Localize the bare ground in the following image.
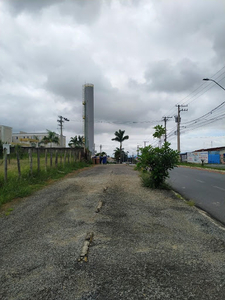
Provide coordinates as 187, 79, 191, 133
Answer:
1, 164, 225, 299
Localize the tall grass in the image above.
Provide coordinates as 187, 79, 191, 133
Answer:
0, 155, 90, 207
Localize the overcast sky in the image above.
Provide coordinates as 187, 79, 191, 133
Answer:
1, 0, 225, 156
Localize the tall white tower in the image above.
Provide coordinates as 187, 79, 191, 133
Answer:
83, 84, 95, 155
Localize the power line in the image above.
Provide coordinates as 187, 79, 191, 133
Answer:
164, 65, 225, 118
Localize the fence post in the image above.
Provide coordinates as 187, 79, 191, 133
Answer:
79, 150, 81, 162
60, 151, 62, 165
29, 149, 33, 176
45, 149, 47, 171
67, 150, 70, 164
16, 149, 21, 179
37, 148, 40, 171
55, 150, 58, 167
50, 149, 53, 167
64, 150, 66, 166
4, 148, 7, 182
74, 150, 76, 162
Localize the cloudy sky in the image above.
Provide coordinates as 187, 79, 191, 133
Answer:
1, 0, 225, 156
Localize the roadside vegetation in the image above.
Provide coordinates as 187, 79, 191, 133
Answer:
137, 125, 179, 189
0, 153, 91, 208
178, 161, 225, 171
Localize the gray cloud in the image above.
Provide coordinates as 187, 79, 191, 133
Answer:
5, 0, 102, 24
144, 58, 204, 93
1, 0, 224, 155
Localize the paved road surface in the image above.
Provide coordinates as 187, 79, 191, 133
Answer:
1, 165, 225, 299
168, 166, 225, 224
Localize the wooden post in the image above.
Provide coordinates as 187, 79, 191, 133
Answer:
55, 150, 58, 167
64, 150, 66, 166
74, 150, 76, 162
79, 150, 81, 162
4, 148, 7, 182
29, 149, 33, 176
60, 152, 62, 165
45, 149, 47, 171
16, 149, 21, 179
50, 149, 53, 167
37, 148, 40, 171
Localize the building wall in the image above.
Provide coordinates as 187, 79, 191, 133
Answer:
12, 132, 66, 147
0, 125, 12, 143
83, 84, 95, 155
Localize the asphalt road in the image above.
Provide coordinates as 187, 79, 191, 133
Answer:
168, 166, 225, 224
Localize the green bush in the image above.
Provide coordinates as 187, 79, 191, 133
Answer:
137, 142, 179, 188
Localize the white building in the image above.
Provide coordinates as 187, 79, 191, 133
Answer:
0, 125, 12, 143
83, 83, 95, 155
12, 131, 66, 147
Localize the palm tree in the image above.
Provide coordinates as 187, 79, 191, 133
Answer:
41, 130, 59, 147
112, 129, 129, 163
114, 147, 125, 163
68, 135, 84, 148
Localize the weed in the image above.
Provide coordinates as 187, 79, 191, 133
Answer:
0, 159, 90, 207
141, 172, 171, 190
187, 200, 195, 207
5, 207, 14, 216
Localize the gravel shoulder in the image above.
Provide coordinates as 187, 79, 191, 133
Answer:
1, 164, 225, 299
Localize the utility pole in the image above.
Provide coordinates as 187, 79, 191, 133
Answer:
162, 116, 172, 142
57, 116, 69, 147
175, 105, 188, 152
143, 141, 149, 147
100, 144, 102, 154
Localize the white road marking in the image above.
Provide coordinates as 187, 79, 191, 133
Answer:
213, 186, 225, 192
195, 179, 205, 183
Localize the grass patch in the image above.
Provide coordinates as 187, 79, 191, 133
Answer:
0, 160, 91, 207
178, 162, 224, 171
186, 200, 195, 207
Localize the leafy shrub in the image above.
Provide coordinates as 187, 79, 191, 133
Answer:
137, 142, 179, 188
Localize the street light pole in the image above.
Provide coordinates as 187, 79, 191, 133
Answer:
203, 78, 225, 91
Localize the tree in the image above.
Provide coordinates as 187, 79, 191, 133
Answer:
153, 125, 166, 148
153, 125, 166, 139
68, 135, 84, 148
30, 136, 42, 148
112, 130, 129, 163
113, 147, 125, 163
41, 130, 59, 147
96, 151, 107, 156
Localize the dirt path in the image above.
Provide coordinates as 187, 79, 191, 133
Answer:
1, 165, 225, 299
